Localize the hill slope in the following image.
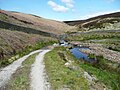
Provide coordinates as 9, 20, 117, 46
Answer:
0, 10, 70, 66
64, 12, 120, 31
0, 29, 56, 66
0, 10, 74, 35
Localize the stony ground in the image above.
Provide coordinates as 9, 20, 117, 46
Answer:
81, 43, 120, 63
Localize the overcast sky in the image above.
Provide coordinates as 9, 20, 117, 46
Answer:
0, 0, 120, 21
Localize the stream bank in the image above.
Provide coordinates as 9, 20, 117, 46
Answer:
68, 44, 120, 90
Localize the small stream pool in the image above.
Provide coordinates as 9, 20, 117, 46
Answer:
70, 47, 97, 63
70, 47, 89, 61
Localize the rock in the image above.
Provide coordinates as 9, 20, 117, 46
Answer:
83, 71, 107, 90
64, 61, 79, 71
59, 85, 70, 90
64, 62, 70, 67
84, 72, 93, 82
53, 43, 59, 46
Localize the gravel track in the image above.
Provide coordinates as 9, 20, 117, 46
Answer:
0, 50, 41, 88
30, 50, 50, 90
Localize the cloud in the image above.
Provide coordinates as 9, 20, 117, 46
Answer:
61, 0, 74, 8
48, 1, 69, 12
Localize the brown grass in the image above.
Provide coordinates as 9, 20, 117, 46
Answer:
0, 29, 55, 61
0, 10, 75, 34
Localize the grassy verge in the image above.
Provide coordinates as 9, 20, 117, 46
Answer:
5, 53, 38, 90
0, 40, 56, 67
44, 47, 89, 90
79, 55, 120, 90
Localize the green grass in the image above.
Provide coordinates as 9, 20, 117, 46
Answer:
18, 41, 56, 57
44, 47, 89, 90
0, 40, 56, 67
79, 55, 120, 90
79, 63, 119, 90
44, 46, 120, 90
6, 53, 38, 90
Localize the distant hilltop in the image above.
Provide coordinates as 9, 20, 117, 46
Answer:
64, 12, 120, 31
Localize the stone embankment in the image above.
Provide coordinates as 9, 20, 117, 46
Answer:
81, 43, 120, 63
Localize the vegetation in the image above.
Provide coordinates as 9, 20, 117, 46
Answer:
44, 47, 89, 90
0, 29, 57, 67
0, 40, 56, 67
96, 40, 120, 52
6, 53, 38, 90
79, 55, 120, 90
0, 13, 8, 21
64, 12, 120, 31
88, 54, 96, 59
68, 32, 120, 41
67, 29, 120, 89
45, 46, 120, 90
1, 9, 120, 90
95, 56, 120, 72
0, 10, 72, 67
0, 10, 73, 34
81, 18, 120, 30
68, 31, 120, 52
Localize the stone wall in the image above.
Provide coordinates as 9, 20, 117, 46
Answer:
0, 20, 58, 38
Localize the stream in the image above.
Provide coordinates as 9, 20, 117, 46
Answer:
70, 47, 89, 60
70, 47, 96, 63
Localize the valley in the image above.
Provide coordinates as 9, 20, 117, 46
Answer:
0, 10, 120, 90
